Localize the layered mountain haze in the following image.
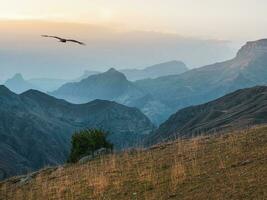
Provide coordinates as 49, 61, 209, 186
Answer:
0, 20, 236, 81
136, 39, 267, 117
120, 60, 188, 81
51, 39, 267, 124
4, 73, 39, 94
71, 60, 188, 82
1, 1, 267, 198
149, 86, 267, 144
0, 86, 154, 180
51, 68, 170, 125
2, 60, 187, 94
73, 70, 100, 82
51, 68, 142, 103
28, 78, 68, 92
4, 74, 67, 93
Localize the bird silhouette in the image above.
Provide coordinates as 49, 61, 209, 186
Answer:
41, 35, 85, 45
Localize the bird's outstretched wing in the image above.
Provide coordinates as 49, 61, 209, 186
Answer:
41, 35, 63, 40
66, 39, 86, 45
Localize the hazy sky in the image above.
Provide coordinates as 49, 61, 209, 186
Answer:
1, 0, 267, 40
0, 0, 266, 80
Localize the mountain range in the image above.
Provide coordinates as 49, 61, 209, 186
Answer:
72, 70, 100, 82
51, 68, 170, 125
120, 60, 188, 81
148, 86, 267, 144
51, 39, 267, 124
2, 38, 267, 181
4, 74, 40, 94
4, 74, 67, 93
136, 39, 267, 118
3, 60, 188, 96
0, 86, 154, 180
28, 78, 68, 92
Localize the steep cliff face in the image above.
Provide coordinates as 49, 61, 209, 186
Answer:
236, 39, 267, 61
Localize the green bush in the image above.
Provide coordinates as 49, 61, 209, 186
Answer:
67, 129, 113, 163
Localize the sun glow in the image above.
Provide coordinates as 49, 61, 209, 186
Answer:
99, 8, 114, 22
0, 0, 267, 40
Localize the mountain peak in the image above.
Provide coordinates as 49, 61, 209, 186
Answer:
106, 67, 120, 73
4, 73, 38, 94
103, 68, 128, 80
236, 38, 267, 60
145, 60, 187, 72
10, 73, 24, 81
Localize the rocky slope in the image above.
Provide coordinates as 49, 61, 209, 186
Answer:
0, 86, 154, 179
148, 86, 267, 144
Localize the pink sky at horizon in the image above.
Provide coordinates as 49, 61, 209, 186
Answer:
1, 0, 267, 41
0, 0, 266, 80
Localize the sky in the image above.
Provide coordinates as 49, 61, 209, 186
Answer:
0, 0, 266, 80
1, 0, 267, 40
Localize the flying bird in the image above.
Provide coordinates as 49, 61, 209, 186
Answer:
41, 35, 85, 45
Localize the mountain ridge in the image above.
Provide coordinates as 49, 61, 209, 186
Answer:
4, 73, 39, 94
121, 60, 188, 81
148, 86, 267, 144
51, 68, 169, 125
0, 86, 154, 180
51, 39, 267, 124
135, 39, 267, 120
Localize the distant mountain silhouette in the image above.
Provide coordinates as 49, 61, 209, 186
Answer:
51, 68, 169, 125
0, 86, 154, 179
51, 39, 267, 124
71, 60, 187, 83
4, 73, 39, 93
28, 78, 68, 92
5, 72, 99, 93
4, 74, 67, 93
72, 70, 100, 82
121, 60, 188, 81
51, 68, 141, 102
148, 86, 267, 144
136, 39, 267, 120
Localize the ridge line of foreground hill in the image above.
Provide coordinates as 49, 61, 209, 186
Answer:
148, 86, 267, 144
1, 125, 266, 199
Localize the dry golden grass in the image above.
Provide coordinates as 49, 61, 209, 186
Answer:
1, 126, 267, 200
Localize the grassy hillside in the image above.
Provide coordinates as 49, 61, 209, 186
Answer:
148, 86, 267, 144
1, 126, 267, 200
